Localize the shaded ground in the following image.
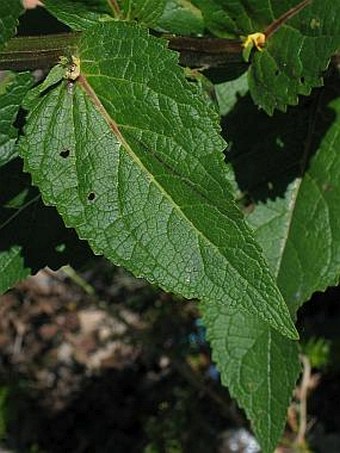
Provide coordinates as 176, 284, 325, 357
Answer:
0, 263, 245, 452
0, 261, 340, 452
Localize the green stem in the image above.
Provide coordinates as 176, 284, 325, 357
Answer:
61, 265, 95, 296
0, 33, 81, 71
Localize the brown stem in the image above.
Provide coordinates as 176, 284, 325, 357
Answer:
0, 33, 246, 72
167, 36, 243, 54
107, 0, 120, 17
264, 0, 312, 38
0, 0, 316, 73
0, 33, 80, 71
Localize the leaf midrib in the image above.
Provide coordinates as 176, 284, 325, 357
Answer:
78, 73, 281, 309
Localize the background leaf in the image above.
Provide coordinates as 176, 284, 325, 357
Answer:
119, 0, 166, 26
0, 159, 94, 294
205, 76, 304, 448
201, 304, 300, 453
205, 68, 340, 451
249, 0, 340, 114
215, 72, 248, 116
222, 76, 340, 315
0, 71, 34, 167
0, 0, 23, 51
0, 246, 30, 294
195, 0, 340, 114
44, 0, 113, 31
19, 21, 297, 339
247, 95, 340, 314
192, 0, 239, 38
45, 0, 166, 29
156, 0, 204, 35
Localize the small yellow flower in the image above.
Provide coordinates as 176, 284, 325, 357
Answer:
242, 32, 266, 51
241, 32, 266, 62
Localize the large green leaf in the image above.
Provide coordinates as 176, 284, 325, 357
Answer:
201, 76, 321, 452
0, 71, 34, 167
205, 74, 340, 450
19, 21, 297, 339
196, 0, 340, 114
202, 304, 300, 453
0, 0, 23, 51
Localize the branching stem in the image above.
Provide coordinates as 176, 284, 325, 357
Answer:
0, 0, 318, 72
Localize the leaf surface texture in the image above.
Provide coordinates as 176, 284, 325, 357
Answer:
19, 21, 297, 338
196, 0, 340, 113
202, 304, 300, 453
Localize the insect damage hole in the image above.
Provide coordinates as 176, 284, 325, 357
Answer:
60, 149, 70, 158
87, 192, 96, 201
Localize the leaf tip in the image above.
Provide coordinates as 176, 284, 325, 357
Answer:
283, 320, 299, 341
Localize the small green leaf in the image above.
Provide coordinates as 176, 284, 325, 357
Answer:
0, 246, 30, 294
156, 0, 205, 35
0, 0, 23, 51
215, 72, 248, 116
192, 0, 239, 38
44, 0, 113, 31
0, 71, 34, 167
119, 0, 166, 26
20, 21, 297, 339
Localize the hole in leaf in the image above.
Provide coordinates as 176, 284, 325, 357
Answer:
301, 76, 305, 83
87, 192, 96, 201
60, 149, 70, 158
274, 69, 280, 76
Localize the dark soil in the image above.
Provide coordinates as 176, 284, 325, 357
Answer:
1, 263, 340, 452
